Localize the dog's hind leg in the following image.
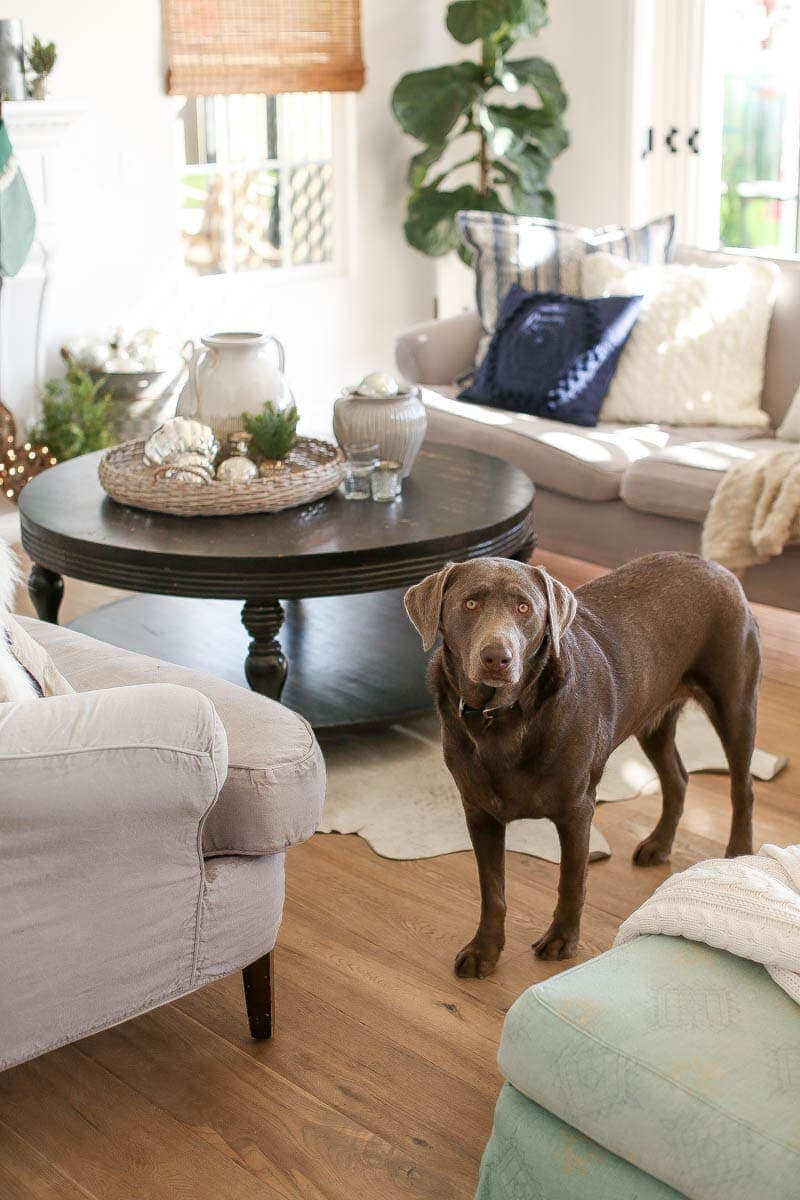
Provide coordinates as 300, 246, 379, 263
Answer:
691, 621, 760, 858
718, 702, 757, 858
632, 704, 688, 866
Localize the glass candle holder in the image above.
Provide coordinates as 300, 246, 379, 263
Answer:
342, 442, 378, 500
370, 460, 403, 502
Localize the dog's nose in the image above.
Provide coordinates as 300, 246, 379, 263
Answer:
480, 642, 512, 671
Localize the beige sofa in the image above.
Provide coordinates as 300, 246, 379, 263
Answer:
0, 618, 325, 1071
396, 246, 800, 611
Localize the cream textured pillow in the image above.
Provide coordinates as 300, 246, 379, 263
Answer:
582, 252, 778, 427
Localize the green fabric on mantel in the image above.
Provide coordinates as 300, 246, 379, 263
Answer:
477, 1084, 686, 1200
491, 936, 800, 1200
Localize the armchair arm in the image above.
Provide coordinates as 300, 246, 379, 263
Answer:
395, 310, 482, 386
22, 618, 326, 857
0, 683, 228, 1069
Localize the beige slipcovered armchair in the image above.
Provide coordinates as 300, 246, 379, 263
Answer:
0, 618, 325, 1072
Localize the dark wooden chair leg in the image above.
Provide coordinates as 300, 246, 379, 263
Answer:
242, 951, 274, 1040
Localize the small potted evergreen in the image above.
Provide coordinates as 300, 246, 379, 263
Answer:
26, 35, 57, 99
242, 402, 300, 474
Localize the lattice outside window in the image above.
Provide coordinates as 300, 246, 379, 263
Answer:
176, 92, 336, 276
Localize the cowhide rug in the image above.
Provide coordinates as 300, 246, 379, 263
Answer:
319, 702, 787, 863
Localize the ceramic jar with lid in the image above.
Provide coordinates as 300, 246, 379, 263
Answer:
333, 371, 426, 478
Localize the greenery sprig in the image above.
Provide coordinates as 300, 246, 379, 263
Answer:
391, 0, 568, 259
29, 367, 114, 462
242, 402, 299, 462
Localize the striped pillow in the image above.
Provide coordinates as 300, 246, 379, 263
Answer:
457, 212, 674, 363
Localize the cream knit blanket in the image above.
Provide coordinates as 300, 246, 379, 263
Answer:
615, 845, 800, 1005
702, 446, 800, 571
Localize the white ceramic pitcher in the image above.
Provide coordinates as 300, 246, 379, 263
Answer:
177, 331, 293, 443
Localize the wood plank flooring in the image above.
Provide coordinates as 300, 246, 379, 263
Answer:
2, 548, 799, 1199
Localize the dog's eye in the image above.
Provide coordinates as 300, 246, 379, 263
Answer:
464, 599, 478, 611
517, 602, 530, 614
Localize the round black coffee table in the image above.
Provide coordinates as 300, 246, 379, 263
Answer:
19, 443, 535, 729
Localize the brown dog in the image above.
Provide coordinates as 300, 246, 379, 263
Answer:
404, 551, 760, 977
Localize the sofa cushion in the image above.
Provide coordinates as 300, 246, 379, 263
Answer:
424, 388, 767, 503
457, 212, 674, 362
621, 438, 780, 523
498, 936, 800, 1200
477, 1084, 685, 1200
20, 617, 325, 857
583, 252, 778, 428
459, 285, 643, 426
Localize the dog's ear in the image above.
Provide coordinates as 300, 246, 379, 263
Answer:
530, 566, 576, 658
404, 563, 456, 651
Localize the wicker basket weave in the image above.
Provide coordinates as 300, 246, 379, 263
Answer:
98, 438, 345, 517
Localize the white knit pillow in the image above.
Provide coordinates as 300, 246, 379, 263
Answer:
582, 252, 778, 427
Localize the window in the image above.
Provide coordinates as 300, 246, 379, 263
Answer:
717, 0, 800, 253
630, 0, 800, 253
176, 92, 336, 276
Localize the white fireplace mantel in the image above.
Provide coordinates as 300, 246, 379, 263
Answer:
4, 98, 87, 152
1, 98, 86, 433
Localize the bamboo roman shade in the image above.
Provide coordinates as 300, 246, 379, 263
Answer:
162, 1, 365, 96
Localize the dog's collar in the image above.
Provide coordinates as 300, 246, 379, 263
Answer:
458, 694, 519, 725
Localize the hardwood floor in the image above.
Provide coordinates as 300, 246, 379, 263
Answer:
2, 549, 799, 1199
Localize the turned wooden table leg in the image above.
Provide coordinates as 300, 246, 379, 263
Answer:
241, 598, 288, 700
513, 533, 537, 564
28, 564, 64, 624
242, 951, 274, 1040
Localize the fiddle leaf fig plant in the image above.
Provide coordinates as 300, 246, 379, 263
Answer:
391, 0, 568, 258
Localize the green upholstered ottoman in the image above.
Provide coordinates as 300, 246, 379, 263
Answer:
478, 936, 800, 1200
477, 1084, 685, 1199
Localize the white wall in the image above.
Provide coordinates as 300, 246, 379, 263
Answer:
11, 0, 457, 434
11, 0, 635, 428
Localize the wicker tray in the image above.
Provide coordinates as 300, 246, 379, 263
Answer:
99, 438, 345, 517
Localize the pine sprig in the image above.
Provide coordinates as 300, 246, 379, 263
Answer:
242, 402, 299, 461
27, 36, 57, 77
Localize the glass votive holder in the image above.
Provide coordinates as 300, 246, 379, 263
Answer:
370, 460, 403, 502
342, 442, 379, 500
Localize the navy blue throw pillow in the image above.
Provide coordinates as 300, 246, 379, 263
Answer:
459, 285, 643, 427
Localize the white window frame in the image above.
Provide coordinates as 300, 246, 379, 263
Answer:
176, 92, 356, 285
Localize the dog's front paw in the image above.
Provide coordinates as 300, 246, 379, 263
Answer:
454, 938, 502, 979
724, 837, 753, 859
632, 835, 671, 867
532, 924, 579, 961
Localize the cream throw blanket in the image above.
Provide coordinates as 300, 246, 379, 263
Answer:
702, 446, 800, 571
615, 845, 800, 1005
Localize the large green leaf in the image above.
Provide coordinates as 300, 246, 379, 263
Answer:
408, 143, 447, 188
502, 56, 567, 115
404, 184, 505, 256
511, 186, 555, 218
446, 0, 548, 43
485, 103, 569, 159
507, 0, 549, 37
392, 64, 484, 146
526, 108, 570, 157
505, 141, 550, 190
446, 0, 510, 42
